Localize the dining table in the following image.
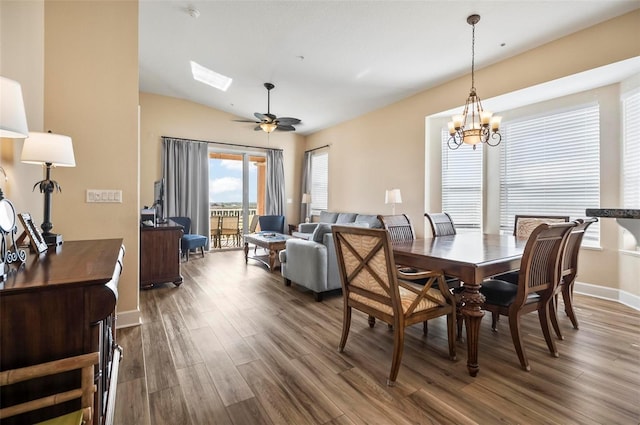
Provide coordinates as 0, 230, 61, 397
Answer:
392, 232, 527, 377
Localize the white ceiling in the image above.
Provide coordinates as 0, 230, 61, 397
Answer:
139, 1, 640, 135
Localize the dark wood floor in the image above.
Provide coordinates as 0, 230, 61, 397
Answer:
115, 249, 640, 425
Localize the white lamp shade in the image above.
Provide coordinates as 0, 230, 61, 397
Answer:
0, 76, 29, 138
385, 189, 402, 204
301, 193, 311, 203
21, 132, 76, 167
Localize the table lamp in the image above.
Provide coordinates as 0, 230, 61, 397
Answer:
385, 189, 402, 215
21, 131, 76, 246
301, 193, 312, 223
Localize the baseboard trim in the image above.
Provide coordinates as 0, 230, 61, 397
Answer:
574, 281, 640, 311
116, 309, 142, 329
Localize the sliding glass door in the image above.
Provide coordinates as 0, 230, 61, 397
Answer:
209, 151, 265, 248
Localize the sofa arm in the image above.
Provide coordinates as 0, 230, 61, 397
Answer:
298, 223, 319, 233
280, 239, 328, 292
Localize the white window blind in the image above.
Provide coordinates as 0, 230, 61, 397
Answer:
623, 89, 640, 208
499, 103, 600, 244
441, 130, 483, 228
310, 151, 328, 213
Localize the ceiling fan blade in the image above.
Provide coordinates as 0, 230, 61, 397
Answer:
233, 119, 259, 123
254, 126, 263, 131
275, 117, 301, 126
254, 112, 268, 122
275, 125, 296, 132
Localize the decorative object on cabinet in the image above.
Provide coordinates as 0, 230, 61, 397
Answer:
0, 239, 124, 425
20, 131, 76, 247
384, 189, 402, 215
0, 195, 26, 280
16, 212, 47, 254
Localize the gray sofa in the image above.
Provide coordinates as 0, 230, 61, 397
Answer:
279, 212, 381, 301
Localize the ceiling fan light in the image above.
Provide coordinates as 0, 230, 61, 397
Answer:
260, 122, 277, 133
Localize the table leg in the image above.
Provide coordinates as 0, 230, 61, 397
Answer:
244, 242, 249, 263
461, 282, 485, 377
268, 249, 276, 272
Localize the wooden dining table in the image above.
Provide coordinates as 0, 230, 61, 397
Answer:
392, 232, 527, 377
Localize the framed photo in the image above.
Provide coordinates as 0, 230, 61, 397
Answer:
17, 212, 48, 254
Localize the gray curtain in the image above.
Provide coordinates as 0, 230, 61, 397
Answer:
162, 137, 210, 249
300, 151, 311, 223
265, 149, 285, 219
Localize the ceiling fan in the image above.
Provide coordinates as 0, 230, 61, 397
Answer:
234, 83, 301, 133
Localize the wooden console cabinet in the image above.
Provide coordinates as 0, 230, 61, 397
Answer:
140, 221, 183, 288
0, 239, 125, 425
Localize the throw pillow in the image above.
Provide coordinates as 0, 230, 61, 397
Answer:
311, 223, 333, 243
319, 211, 339, 223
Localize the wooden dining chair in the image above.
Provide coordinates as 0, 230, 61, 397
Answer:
513, 214, 570, 238
379, 214, 463, 336
425, 212, 457, 237
332, 225, 456, 386
480, 222, 575, 371
210, 215, 221, 248
549, 217, 598, 339
220, 215, 241, 247
0, 352, 99, 425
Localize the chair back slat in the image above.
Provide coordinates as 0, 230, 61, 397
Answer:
425, 212, 457, 237
562, 217, 598, 277
513, 215, 570, 238
378, 214, 416, 242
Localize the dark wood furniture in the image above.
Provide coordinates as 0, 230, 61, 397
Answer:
243, 232, 291, 272
425, 212, 457, 237
140, 221, 183, 288
480, 223, 575, 371
0, 239, 124, 425
391, 233, 526, 376
513, 214, 570, 237
332, 225, 456, 386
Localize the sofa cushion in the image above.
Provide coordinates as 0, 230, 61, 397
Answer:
311, 223, 333, 243
355, 214, 382, 229
319, 211, 339, 223
336, 213, 358, 224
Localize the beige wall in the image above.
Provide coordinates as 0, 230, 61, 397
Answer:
307, 10, 640, 296
1, 0, 140, 316
139, 92, 305, 226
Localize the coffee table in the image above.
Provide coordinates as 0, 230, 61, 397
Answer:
244, 232, 292, 272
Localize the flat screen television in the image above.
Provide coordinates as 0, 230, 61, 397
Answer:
153, 179, 165, 223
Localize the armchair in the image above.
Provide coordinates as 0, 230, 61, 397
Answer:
169, 216, 207, 261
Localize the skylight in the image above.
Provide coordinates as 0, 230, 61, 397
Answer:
190, 61, 232, 91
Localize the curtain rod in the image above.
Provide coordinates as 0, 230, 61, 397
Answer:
305, 144, 330, 154
162, 136, 283, 152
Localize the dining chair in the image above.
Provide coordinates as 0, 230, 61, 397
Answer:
247, 214, 260, 253
549, 217, 598, 339
513, 214, 570, 238
425, 212, 457, 237
210, 215, 222, 248
378, 214, 463, 336
220, 215, 241, 247
495, 214, 572, 284
332, 225, 456, 386
0, 352, 99, 425
169, 216, 208, 261
480, 221, 575, 371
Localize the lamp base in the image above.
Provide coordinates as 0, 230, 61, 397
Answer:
44, 233, 63, 247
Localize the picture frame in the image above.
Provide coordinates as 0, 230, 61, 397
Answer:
17, 212, 48, 254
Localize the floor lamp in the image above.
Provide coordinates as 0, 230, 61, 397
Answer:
302, 193, 311, 223
21, 131, 76, 246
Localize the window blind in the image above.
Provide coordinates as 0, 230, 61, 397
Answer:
310, 151, 328, 213
441, 130, 483, 228
499, 103, 600, 244
623, 89, 640, 208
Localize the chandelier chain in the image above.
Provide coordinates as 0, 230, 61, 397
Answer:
471, 21, 475, 91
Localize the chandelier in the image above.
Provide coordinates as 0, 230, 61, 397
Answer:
448, 14, 502, 150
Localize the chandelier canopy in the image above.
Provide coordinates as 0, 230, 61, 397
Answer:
448, 14, 502, 150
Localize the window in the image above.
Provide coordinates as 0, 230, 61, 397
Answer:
623, 89, 640, 208
310, 151, 328, 213
499, 103, 600, 244
441, 130, 483, 228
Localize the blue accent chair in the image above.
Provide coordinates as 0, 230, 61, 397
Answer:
258, 215, 285, 234
169, 216, 207, 261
